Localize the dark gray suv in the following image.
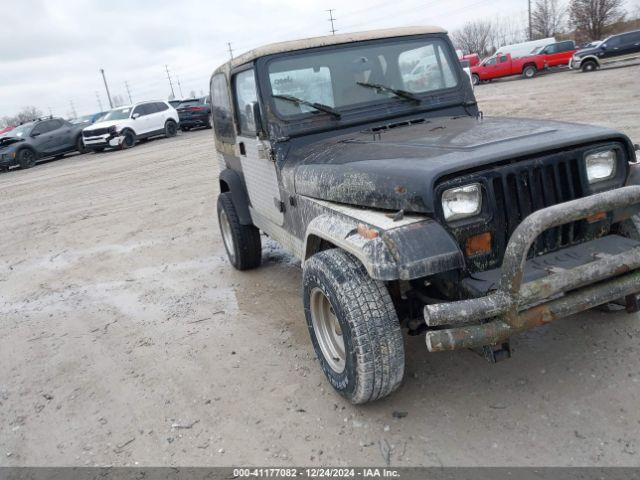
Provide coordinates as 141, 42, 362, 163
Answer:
0, 118, 85, 170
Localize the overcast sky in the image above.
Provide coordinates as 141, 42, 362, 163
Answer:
0, 0, 622, 118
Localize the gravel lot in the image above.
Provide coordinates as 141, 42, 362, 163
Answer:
1, 64, 640, 467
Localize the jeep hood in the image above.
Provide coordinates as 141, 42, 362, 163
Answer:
0, 136, 24, 151
290, 116, 633, 213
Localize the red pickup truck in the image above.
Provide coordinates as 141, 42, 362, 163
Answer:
471, 40, 577, 84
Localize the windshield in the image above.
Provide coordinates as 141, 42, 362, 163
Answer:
101, 107, 132, 121
71, 114, 93, 124
7, 123, 33, 137
267, 37, 459, 117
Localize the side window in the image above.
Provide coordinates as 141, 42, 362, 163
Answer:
211, 73, 235, 143
155, 102, 169, 112
132, 105, 145, 117
606, 36, 622, 48
144, 103, 159, 115
233, 69, 258, 136
545, 44, 559, 54
486, 57, 497, 65
499, 55, 508, 63
49, 119, 63, 130
32, 121, 56, 135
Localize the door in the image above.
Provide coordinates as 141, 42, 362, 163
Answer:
30, 120, 59, 154
495, 55, 511, 76
232, 68, 284, 227
600, 35, 623, 62
55, 120, 76, 151
131, 103, 153, 134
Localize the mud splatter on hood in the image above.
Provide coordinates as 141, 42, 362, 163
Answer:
289, 116, 631, 213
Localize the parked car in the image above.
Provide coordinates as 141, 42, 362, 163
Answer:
82, 101, 179, 151
176, 97, 212, 131
210, 26, 640, 404
495, 37, 556, 58
168, 100, 182, 108
471, 52, 545, 84
535, 40, 577, 67
70, 111, 108, 126
570, 29, 640, 71
0, 118, 86, 170
461, 53, 480, 67
0, 126, 15, 136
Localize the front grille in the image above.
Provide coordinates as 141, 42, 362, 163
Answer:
83, 128, 109, 137
439, 146, 623, 274
491, 156, 585, 259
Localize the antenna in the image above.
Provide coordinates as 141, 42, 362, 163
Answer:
227, 42, 234, 59
326, 9, 337, 35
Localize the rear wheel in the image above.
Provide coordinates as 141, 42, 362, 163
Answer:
472, 74, 480, 86
165, 120, 178, 137
581, 60, 598, 72
18, 149, 37, 169
303, 249, 405, 404
217, 193, 261, 270
522, 65, 537, 78
76, 136, 85, 154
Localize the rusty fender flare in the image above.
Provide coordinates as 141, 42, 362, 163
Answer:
303, 213, 463, 281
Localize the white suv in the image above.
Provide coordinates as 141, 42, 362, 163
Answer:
82, 101, 179, 151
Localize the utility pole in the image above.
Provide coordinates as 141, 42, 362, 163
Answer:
95, 91, 103, 111
165, 64, 176, 99
227, 42, 234, 59
177, 76, 184, 99
100, 68, 114, 108
528, 0, 532, 40
124, 81, 133, 104
326, 9, 337, 35
47, 106, 53, 117
69, 100, 77, 118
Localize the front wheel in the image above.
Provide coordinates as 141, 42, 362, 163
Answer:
472, 74, 480, 86
18, 149, 37, 169
121, 130, 136, 149
217, 193, 261, 270
581, 60, 598, 72
165, 120, 178, 137
303, 249, 405, 404
522, 65, 537, 78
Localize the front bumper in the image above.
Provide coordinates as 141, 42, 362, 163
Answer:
424, 186, 640, 352
83, 133, 123, 150
568, 56, 581, 69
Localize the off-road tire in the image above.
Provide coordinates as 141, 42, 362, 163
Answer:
303, 249, 405, 404
472, 74, 480, 86
121, 130, 136, 149
76, 136, 85, 154
18, 148, 37, 169
165, 120, 178, 138
522, 65, 537, 78
581, 60, 598, 72
216, 193, 261, 270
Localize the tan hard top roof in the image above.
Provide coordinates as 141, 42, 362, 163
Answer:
216, 25, 447, 73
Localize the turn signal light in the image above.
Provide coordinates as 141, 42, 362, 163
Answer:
586, 211, 607, 223
465, 232, 492, 256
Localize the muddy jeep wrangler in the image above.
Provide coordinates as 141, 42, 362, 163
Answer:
210, 26, 640, 404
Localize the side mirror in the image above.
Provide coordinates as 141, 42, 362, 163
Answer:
250, 102, 263, 137
600, 44, 607, 50
132, 113, 140, 119
30, 131, 40, 137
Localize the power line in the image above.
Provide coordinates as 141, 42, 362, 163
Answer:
165, 64, 176, 99
326, 9, 337, 35
100, 69, 114, 109
125, 81, 133, 104
227, 42, 234, 59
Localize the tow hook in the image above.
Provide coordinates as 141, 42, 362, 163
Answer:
481, 342, 512, 363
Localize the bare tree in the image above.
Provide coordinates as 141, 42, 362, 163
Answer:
569, 0, 626, 40
532, 0, 566, 37
490, 15, 528, 51
0, 106, 43, 128
451, 20, 493, 56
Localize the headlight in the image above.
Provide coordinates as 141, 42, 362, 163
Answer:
442, 183, 482, 222
586, 149, 616, 183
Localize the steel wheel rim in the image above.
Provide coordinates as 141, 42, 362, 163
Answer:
310, 287, 345, 373
219, 209, 235, 263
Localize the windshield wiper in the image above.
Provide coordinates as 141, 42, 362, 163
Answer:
356, 81, 421, 103
272, 94, 341, 118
